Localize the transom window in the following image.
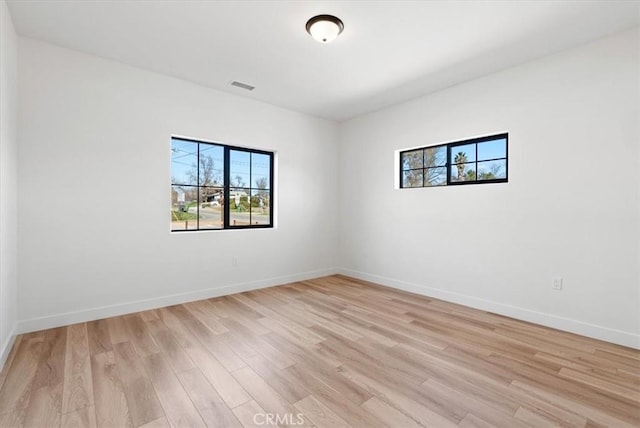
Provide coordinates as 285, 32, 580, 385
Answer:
400, 133, 508, 188
171, 137, 273, 231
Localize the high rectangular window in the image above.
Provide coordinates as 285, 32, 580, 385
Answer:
400, 133, 508, 188
171, 137, 273, 231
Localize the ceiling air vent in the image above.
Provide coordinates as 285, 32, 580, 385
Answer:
230, 81, 255, 91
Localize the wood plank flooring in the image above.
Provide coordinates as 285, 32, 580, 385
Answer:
0, 275, 638, 427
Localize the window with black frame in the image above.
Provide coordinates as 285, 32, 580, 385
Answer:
171, 137, 273, 231
400, 133, 507, 188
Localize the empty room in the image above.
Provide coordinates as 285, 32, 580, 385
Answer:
0, 0, 639, 427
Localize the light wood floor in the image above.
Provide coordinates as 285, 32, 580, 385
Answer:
0, 275, 638, 428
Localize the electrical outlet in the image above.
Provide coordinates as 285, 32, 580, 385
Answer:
552, 276, 563, 290
232, 256, 239, 267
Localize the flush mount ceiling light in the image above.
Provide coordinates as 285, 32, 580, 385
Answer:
305, 14, 344, 43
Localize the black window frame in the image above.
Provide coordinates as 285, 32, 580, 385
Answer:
399, 133, 508, 188
171, 136, 274, 232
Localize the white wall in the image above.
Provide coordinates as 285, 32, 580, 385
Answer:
17, 38, 339, 330
338, 29, 640, 348
13, 27, 640, 349
0, 0, 19, 364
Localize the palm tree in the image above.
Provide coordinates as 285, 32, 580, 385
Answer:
454, 152, 467, 181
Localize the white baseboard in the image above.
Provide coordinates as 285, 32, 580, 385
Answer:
15, 266, 639, 350
16, 268, 338, 334
337, 268, 640, 350
0, 326, 17, 372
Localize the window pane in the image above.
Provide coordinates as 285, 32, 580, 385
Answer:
171, 139, 197, 185
250, 189, 270, 225
171, 139, 275, 231
424, 146, 446, 167
450, 144, 476, 164
402, 169, 423, 188
199, 187, 224, 229
251, 153, 271, 190
477, 159, 507, 180
230, 189, 250, 226
230, 150, 250, 188
450, 162, 476, 182
198, 144, 224, 186
401, 150, 423, 170
478, 138, 506, 161
171, 185, 198, 230
425, 167, 447, 186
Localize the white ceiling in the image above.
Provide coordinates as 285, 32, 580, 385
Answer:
6, 0, 640, 121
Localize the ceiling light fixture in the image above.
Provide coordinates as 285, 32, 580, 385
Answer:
305, 15, 344, 43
